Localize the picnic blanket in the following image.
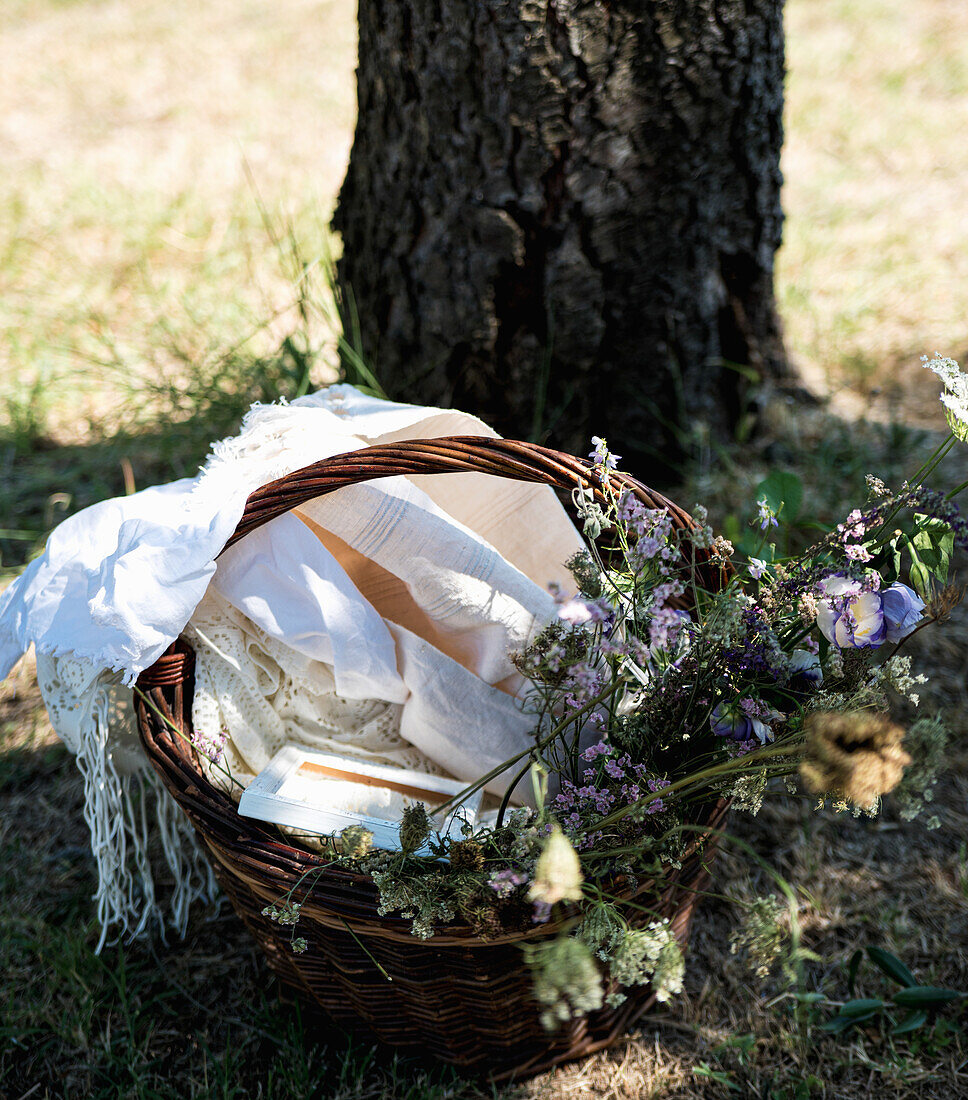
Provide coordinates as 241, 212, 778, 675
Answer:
0, 386, 584, 946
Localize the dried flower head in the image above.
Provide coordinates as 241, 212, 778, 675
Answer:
711, 535, 735, 563
866, 474, 889, 498
524, 934, 604, 1029
893, 715, 949, 823
799, 711, 911, 808
528, 826, 583, 906
729, 895, 787, 979
399, 803, 432, 855
449, 838, 485, 872
262, 900, 301, 927
339, 824, 374, 859
798, 592, 819, 625
924, 581, 967, 625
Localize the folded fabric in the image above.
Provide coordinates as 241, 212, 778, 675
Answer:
0, 385, 584, 945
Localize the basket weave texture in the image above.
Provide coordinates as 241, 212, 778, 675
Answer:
135, 437, 729, 1080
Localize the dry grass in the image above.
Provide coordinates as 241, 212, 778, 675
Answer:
0, 0, 355, 437
781, 0, 968, 418
2, 0, 968, 1097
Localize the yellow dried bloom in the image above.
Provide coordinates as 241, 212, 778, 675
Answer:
528, 826, 584, 906
799, 711, 911, 808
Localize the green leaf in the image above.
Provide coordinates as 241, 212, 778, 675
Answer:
713, 1033, 756, 1054
839, 998, 886, 1016
754, 471, 804, 523
890, 532, 904, 579
912, 515, 954, 586
820, 1015, 855, 1034
893, 986, 967, 1008
693, 1063, 740, 1090
892, 1009, 929, 1034
793, 991, 826, 1004
903, 542, 932, 600
867, 946, 917, 988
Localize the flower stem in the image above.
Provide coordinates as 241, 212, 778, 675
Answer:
584, 743, 801, 834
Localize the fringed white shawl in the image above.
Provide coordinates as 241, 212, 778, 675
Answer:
0, 386, 583, 947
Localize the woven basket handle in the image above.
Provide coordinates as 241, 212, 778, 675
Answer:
222, 436, 726, 593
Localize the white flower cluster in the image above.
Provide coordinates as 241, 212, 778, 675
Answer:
610, 921, 685, 1004
725, 772, 768, 815
525, 936, 605, 1029
729, 895, 787, 979
578, 907, 684, 1007
923, 353, 968, 441
873, 654, 929, 705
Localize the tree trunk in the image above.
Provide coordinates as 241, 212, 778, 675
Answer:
334, 0, 786, 476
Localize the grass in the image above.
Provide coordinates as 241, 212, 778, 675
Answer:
780, 0, 968, 409
2, 0, 968, 1097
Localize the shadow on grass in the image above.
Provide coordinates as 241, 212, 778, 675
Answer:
2, 420, 225, 570
0, 332, 321, 572
0, 737, 507, 1100
2, 720, 967, 1098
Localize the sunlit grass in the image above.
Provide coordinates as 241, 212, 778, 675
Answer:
780, 0, 968, 405
0, 0, 356, 438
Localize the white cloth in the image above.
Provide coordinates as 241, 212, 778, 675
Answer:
0, 385, 584, 944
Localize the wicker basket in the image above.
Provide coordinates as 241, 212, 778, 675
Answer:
134, 437, 729, 1080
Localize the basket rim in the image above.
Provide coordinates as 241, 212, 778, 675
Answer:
218, 435, 725, 584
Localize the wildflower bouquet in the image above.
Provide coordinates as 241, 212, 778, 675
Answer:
264, 356, 967, 1031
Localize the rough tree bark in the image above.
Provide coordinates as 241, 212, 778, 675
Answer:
334, 0, 785, 474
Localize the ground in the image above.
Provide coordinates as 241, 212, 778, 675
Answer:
1, 1, 967, 1097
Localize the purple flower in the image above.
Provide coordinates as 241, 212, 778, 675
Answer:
749, 557, 768, 580
489, 869, 527, 898
558, 598, 593, 625
789, 648, 823, 686
648, 607, 690, 653
725, 737, 759, 758
845, 543, 873, 562
816, 575, 886, 648
557, 594, 611, 627
589, 436, 620, 468
816, 576, 923, 649
644, 776, 670, 814
880, 582, 925, 643
710, 701, 756, 742
843, 509, 868, 539
532, 900, 553, 923
756, 498, 779, 530
710, 701, 772, 744
581, 740, 610, 762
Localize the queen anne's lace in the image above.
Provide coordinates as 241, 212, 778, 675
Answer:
923, 353, 968, 441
